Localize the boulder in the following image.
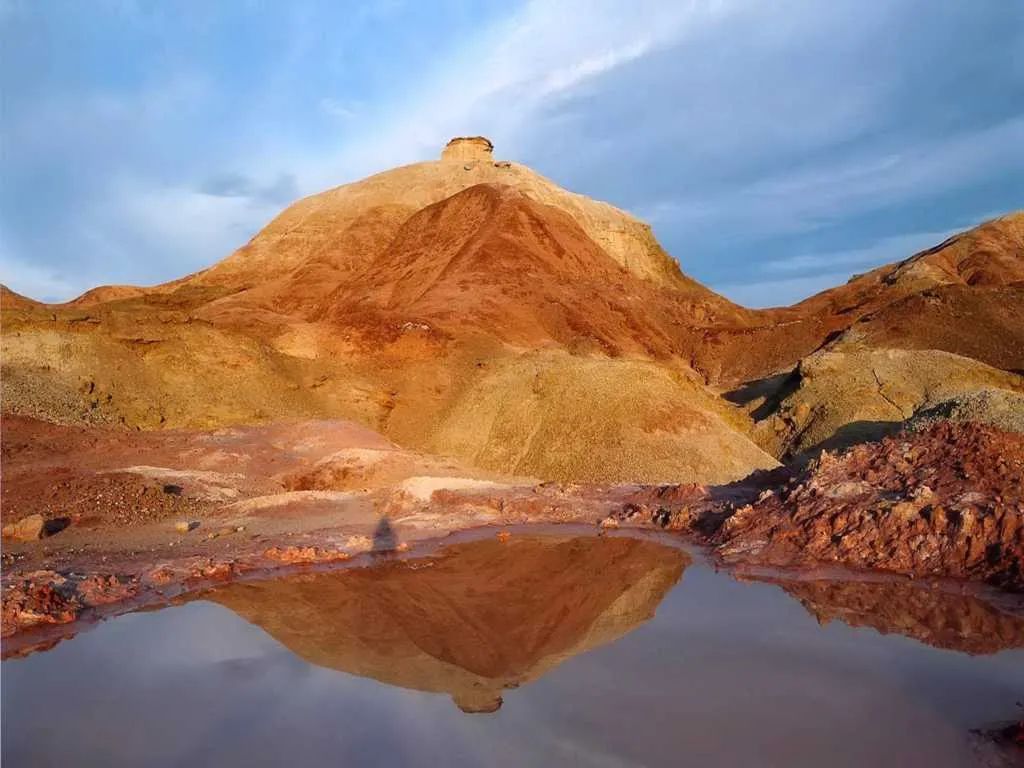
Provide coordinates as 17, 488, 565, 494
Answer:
1, 514, 45, 541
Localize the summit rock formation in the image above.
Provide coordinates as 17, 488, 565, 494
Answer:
2, 139, 1022, 484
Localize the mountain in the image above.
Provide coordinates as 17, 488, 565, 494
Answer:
688, 211, 1024, 385
789, 211, 1024, 369
201, 535, 686, 713
1, 138, 1021, 483
192, 136, 706, 293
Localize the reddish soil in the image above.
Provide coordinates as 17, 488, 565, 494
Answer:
712, 422, 1024, 589
4, 411, 1023, 648
2, 157, 1020, 485
0, 414, 399, 528
690, 212, 1024, 384
0, 415, 631, 644
312, 183, 745, 358
181, 193, 1024, 386
846, 284, 1024, 372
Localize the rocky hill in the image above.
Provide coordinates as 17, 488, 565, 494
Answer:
2, 139, 1021, 484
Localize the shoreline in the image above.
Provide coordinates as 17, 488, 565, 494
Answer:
3, 416, 1022, 649
5, 513, 1023, 659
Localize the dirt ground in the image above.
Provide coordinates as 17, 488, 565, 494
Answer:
3, 414, 1023, 659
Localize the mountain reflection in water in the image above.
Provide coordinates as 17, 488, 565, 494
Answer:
196, 535, 688, 713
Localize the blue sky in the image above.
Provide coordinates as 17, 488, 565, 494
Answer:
2, 0, 1022, 306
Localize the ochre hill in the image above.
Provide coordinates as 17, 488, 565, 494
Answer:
2, 139, 1021, 482
724, 212, 1024, 458
789, 211, 1024, 370
689, 212, 1024, 385
189, 135, 713, 294
306, 183, 748, 355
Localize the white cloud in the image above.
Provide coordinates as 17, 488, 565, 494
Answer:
115, 186, 275, 256
0, 250, 80, 303
762, 226, 963, 274
318, 97, 359, 121
535, 39, 653, 98
638, 116, 1024, 240
11, 182, 283, 302
283, 0, 739, 190
86, 181, 281, 277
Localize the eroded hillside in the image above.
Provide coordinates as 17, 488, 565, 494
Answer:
2, 139, 1021, 483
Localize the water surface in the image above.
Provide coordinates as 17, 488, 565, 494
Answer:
3, 533, 1022, 767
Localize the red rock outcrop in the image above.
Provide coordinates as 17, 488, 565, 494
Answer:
2, 571, 137, 637
714, 422, 1024, 589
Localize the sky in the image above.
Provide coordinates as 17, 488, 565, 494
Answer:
2, 0, 1023, 307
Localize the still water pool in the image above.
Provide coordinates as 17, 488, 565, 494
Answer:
3, 534, 1022, 767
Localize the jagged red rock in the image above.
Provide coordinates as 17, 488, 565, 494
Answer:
713, 422, 1024, 589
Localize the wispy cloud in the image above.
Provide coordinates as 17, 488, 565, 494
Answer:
708, 210, 1015, 305
284, 0, 735, 189
318, 97, 359, 121
711, 271, 857, 309
81, 181, 287, 280
535, 39, 653, 98
761, 226, 964, 274
199, 172, 299, 205
638, 116, 1024, 241
2, 0, 1022, 306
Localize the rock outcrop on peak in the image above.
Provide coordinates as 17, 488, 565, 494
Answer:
440, 135, 494, 162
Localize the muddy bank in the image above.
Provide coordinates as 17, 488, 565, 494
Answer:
1, 500, 633, 648
3, 417, 1022, 644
